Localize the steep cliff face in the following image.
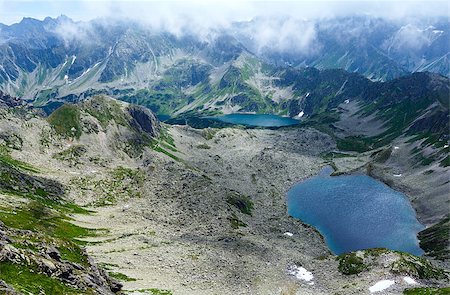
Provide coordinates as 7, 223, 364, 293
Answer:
127, 105, 160, 138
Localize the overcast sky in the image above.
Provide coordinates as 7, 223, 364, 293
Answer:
0, 0, 448, 25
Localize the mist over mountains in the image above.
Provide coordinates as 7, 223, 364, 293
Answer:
0, 14, 448, 104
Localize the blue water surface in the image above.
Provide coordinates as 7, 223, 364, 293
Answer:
208, 114, 299, 127
287, 167, 424, 255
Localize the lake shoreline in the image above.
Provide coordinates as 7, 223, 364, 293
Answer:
286, 165, 425, 256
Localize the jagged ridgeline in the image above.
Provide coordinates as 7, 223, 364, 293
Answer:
0, 16, 448, 114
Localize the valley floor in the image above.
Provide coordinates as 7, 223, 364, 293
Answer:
72, 126, 333, 294
61, 125, 447, 295
1, 101, 447, 294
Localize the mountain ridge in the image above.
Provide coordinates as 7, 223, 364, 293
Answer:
0, 15, 448, 103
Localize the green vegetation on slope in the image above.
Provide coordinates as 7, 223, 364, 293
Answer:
403, 287, 450, 295
83, 96, 128, 128
0, 201, 93, 243
53, 145, 87, 167
47, 104, 82, 139
150, 126, 181, 161
227, 192, 254, 215
0, 145, 39, 173
71, 166, 145, 207
0, 147, 113, 293
108, 272, 137, 282
0, 262, 81, 295
337, 252, 367, 275
418, 216, 450, 261
337, 249, 447, 279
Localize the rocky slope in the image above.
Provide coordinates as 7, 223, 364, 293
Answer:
0, 94, 162, 294
0, 94, 448, 294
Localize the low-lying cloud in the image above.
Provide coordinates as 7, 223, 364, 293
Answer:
2, 1, 448, 57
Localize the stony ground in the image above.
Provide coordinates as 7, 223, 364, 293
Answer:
1, 105, 448, 294
66, 125, 447, 295
72, 126, 334, 295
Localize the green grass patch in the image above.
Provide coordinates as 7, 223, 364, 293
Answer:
47, 104, 82, 139
227, 192, 254, 215
108, 272, 137, 282
391, 253, 446, 280
72, 166, 144, 207
127, 289, 173, 295
201, 128, 219, 140
440, 155, 450, 167
337, 252, 368, 275
322, 151, 356, 160
160, 142, 177, 152
0, 146, 39, 173
336, 136, 372, 152
53, 145, 87, 167
228, 213, 247, 229
196, 143, 211, 149
153, 146, 180, 161
84, 96, 128, 128
58, 242, 89, 266
403, 287, 450, 295
159, 127, 175, 147
372, 147, 392, 163
418, 216, 450, 261
0, 262, 81, 294
0, 201, 94, 243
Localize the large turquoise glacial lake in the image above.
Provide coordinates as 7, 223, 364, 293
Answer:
287, 167, 424, 255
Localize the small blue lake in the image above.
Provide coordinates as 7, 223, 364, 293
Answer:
208, 114, 299, 127
157, 114, 171, 122
287, 167, 425, 256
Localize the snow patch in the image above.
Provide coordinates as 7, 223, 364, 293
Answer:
393, 174, 402, 177
283, 232, 293, 237
71, 55, 76, 65
344, 99, 350, 104
288, 265, 314, 282
298, 111, 304, 118
444, 145, 449, 148
394, 146, 400, 150
64, 75, 68, 81
305, 92, 310, 98
369, 280, 395, 293
403, 277, 417, 285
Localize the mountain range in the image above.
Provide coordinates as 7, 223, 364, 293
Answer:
0, 15, 448, 111
0, 13, 449, 294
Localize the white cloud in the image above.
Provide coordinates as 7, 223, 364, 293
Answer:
241, 17, 320, 56
1, 0, 448, 57
390, 24, 433, 50
1, 1, 449, 25
52, 19, 92, 47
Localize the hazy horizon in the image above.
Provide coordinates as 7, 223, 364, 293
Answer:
1, 0, 449, 26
